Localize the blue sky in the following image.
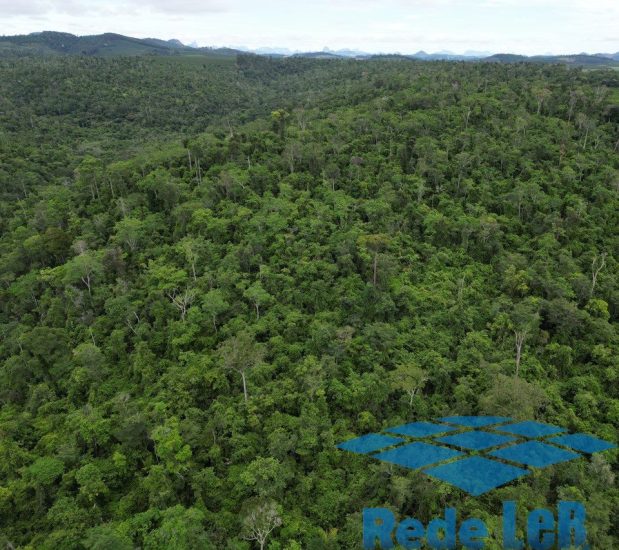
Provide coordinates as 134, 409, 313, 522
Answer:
2, 0, 618, 55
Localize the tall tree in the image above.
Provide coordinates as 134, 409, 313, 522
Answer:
218, 331, 264, 403
241, 500, 282, 550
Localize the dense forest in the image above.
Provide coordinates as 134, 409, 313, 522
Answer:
0, 53, 618, 549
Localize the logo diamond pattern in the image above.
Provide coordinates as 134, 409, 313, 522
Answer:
337, 416, 616, 495
423, 456, 529, 497
336, 433, 404, 454
549, 433, 617, 454
495, 420, 566, 438
489, 440, 580, 468
374, 442, 463, 470
385, 421, 458, 438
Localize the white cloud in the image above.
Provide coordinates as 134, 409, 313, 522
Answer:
1, 0, 617, 54
0, 0, 47, 16
0, 0, 229, 17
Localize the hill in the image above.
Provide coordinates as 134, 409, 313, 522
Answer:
1, 32, 618, 68
485, 52, 619, 67
292, 51, 346, 59
0, 31, 240, 58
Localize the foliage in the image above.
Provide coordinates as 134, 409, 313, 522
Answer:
0, 53, 618, 548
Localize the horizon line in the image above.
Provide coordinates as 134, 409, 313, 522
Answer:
6, 30, 619, 58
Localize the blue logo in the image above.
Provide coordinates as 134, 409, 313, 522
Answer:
337, 416, 615, 496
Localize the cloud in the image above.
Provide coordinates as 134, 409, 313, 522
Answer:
1, 0, 617, 54
126, 0, 229, 14
0, 0, 47, 16
0, 0, 229, 17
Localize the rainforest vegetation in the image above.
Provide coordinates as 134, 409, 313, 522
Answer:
0, 53, 618, 548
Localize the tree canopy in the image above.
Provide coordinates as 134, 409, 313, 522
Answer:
0, 53, 618, 548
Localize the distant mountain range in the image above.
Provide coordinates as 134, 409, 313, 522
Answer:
484, 53, 619, 65
0, 31, 238, 58
0, 31, 617, 67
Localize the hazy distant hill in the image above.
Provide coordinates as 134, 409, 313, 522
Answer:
485, 52, 618, 66
291, 51, 346, 59
410, 50, 485, 61
597, 52, 619, 61
0, 31, 240, 58
0, 32, 617, 67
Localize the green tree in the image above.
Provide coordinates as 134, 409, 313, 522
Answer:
202, 289, 229, 331
218, 331, 265, 403
144, 506, 213, 550
76, 463, 109, 505
151, 417, 192, 477
63, 250, 104, 296
243, 281, 273, 319
358, 234, 390, 286
509, 298, 540, 377
390, 362, 428, 407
